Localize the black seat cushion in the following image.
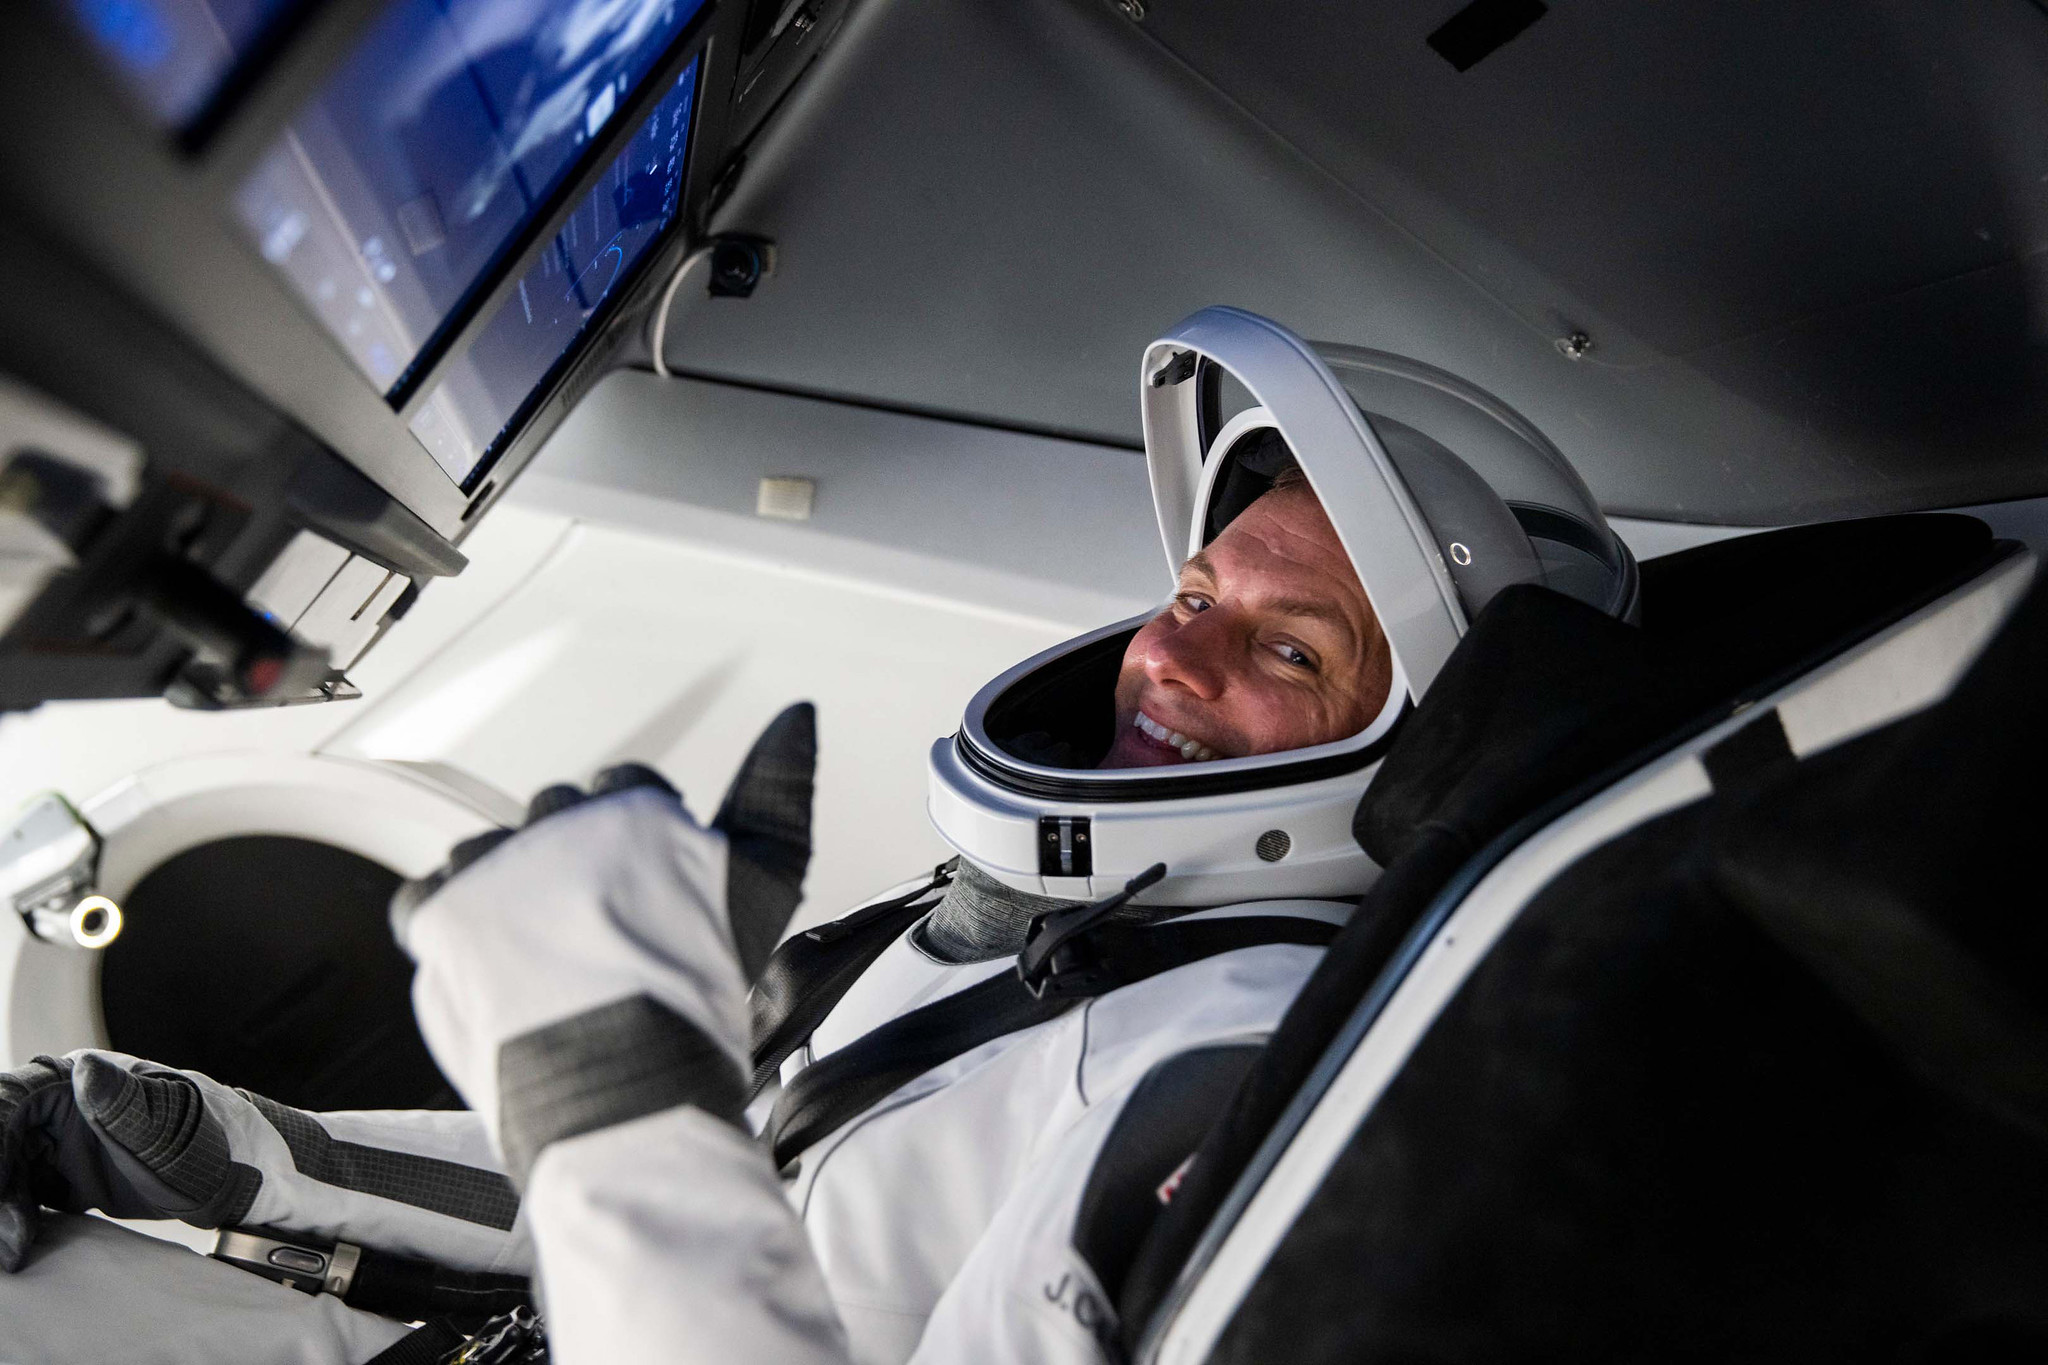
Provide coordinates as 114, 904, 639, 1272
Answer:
1203, 567, 2048, 1363
1361, 512, 1997, 866
1118, 512, 2001, 1347
1072, 1044, 1265, 1312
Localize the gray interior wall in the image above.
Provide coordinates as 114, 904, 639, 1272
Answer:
514, 370, 1163, 630
649, 0, 2048, 525
523, 371, 2048, 602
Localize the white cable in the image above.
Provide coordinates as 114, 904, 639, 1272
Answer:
649, 243, 718, 378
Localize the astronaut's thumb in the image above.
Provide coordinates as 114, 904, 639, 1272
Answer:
73, 1057, 223, 1206
713, 702, 816, 982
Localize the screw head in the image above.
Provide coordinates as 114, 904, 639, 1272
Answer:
1555, 330, 1593, 360
1116, 0, 1146, 20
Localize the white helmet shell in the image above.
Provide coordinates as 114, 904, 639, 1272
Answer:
928, 307, 1635, 906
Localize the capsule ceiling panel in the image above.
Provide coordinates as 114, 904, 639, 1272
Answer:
658, 0, 2048, 524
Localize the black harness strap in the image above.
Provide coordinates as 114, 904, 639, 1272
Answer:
344, 1248, 531, 1326
748, 862, 956, 1097
766, 969, 1064, 1168
763, 915, 1339, 1170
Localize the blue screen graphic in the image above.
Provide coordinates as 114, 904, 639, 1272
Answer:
62, 0, 299, 129
407, 56, 697, 487
233, 0, 704, 393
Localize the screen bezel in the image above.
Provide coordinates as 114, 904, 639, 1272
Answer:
395, 46, 709, 493
395, 9, 721, 500
319, 3, 717, 411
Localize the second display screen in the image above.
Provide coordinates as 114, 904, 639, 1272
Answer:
407, 56, 700, 487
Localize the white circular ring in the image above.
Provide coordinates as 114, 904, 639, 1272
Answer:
69, 895, 123, 950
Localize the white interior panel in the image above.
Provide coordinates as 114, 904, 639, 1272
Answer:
323, 519, 1087, 927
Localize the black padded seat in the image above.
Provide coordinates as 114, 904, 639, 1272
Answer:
1631, 512, 1998, 675
1114, 512, 2004, 1348
1197, 550, 2048, 1363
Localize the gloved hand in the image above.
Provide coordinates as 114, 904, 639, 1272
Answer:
0, 1052, 249, 1272
0, 1051, 525, 1275
393, 703, 816, 1187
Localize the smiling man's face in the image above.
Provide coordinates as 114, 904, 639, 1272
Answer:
1099, 478, 1392, 769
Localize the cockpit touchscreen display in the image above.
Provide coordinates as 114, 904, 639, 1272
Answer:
232, 0, 703, 395
407, 56, 698, 488
59, 0, 302, 131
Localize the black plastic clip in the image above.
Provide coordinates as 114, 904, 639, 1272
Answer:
1016, 862, 1167, 999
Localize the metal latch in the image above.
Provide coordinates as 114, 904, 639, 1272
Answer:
1038, 815, 1093, 878
212, 1228, 362, 1297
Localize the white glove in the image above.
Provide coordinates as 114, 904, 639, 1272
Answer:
392, 704, 816, 1187
396, 706, 853, 1365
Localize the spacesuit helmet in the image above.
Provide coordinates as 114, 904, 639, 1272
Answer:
927, 306, 1637, 906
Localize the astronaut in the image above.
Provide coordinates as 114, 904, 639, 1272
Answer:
0, 308, 1635, 1364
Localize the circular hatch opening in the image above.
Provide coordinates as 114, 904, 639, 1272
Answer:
101, 836, 457, 1111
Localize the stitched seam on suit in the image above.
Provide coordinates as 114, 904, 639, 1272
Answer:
797, 1084, 937, 1220
1076, 998, 1097, 1107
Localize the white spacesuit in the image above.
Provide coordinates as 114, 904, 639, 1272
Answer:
0, 308, 1634, 1364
